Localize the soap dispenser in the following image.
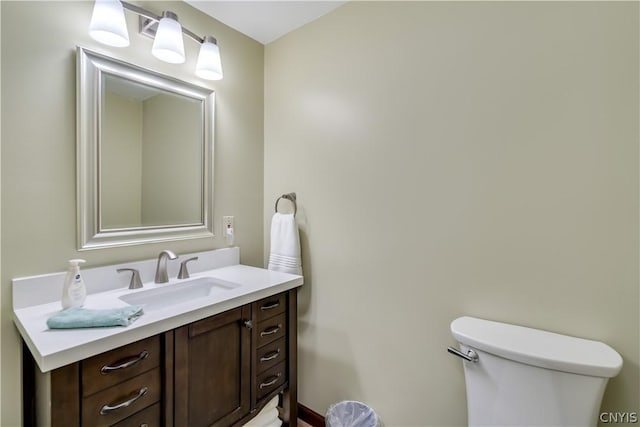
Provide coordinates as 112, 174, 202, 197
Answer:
61, 259, 87, 309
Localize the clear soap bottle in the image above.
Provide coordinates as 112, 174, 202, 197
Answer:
61, 259, 87, 309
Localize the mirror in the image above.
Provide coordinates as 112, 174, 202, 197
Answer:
77, 47, 214, 249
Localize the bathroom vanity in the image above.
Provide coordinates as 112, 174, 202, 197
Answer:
14, 248, 303, 426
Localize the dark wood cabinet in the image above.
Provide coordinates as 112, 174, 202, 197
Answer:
252, 293, 289, 408
174, 305, 252, 427
41, 335, 165, 427
24, 288, 298, 427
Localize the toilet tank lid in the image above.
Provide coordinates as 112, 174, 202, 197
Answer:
450, 316, 623, 378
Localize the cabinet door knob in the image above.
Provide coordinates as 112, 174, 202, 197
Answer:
243, 319, 253, 329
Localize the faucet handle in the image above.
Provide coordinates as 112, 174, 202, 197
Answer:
177, 257, 199, 279
117, 268, 143, 290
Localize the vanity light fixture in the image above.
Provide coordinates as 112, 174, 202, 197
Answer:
88, 0, 129, 47
88, 0, 223, 80
196, 36, 223, 80
151, 11, 185, 64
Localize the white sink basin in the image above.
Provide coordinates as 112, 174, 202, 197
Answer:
119, 277, 237, 311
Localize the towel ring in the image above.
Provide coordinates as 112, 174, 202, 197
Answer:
275, 193, 297, 216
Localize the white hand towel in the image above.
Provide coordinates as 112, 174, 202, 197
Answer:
268, 213, 302, 275
264, 418, 283, 427
262, 395, 279, 412
242, 408, 279, 426
242, 395, 280, 426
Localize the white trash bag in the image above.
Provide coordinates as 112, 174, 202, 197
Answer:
326, 401, 381, 427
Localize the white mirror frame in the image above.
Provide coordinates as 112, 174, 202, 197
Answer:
77, 47, 215, 250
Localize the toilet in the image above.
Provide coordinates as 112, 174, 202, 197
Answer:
449, 316, 623, 427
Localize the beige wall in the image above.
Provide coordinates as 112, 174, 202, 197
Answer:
0, 1, 3, 423
141, 93, 202, 226
102, 91, 143, 228
1, 1, 638, 425
265, 2, 639, 425
1, 1, 264, 425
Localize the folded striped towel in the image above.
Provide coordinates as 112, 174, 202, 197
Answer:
46, 306, 143, 329
267, 213, 302, 275
262, 395, 279, 412
264, 419, 283, 427
243, 395, 280, 426
243, 408, 280, 427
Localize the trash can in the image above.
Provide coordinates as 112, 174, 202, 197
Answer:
326, 400, 381, 427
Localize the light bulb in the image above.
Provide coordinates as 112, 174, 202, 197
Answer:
151, 11, 185, 64
195, 36, 223, 80
89, 0, 129, 47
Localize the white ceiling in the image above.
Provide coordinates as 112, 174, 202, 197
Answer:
185, 1, 346, 45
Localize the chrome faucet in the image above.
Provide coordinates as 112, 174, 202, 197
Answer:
155, 250, 177, 283
117, 268, 143, 289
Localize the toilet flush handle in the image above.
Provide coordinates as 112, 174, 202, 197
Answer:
447, 346, 478, 362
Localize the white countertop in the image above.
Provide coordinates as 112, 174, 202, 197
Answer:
13, 249, 303, 373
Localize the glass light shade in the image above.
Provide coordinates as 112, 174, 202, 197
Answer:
195, 37, 223, 80
89, 0, 129, 47
151, 12, 185, 64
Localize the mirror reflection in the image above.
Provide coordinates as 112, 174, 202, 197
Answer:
77, 47, 214, 250
101, 75, 203, 230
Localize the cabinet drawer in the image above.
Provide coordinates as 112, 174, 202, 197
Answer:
111, 402, 161, 427
256, 337, 286, 374
82, 368, 161, 427
256, 362, 286, 401
256, 313, 286, 348
82, 336, 160, 397
255, 293, 286, 322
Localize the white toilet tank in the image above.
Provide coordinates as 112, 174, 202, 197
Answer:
450, 316, 623, 427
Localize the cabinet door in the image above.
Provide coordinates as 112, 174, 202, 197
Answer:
174, 306, 251, 427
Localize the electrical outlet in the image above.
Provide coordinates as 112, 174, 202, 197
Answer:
222, 216, 235, 246
222, 216, 234, 232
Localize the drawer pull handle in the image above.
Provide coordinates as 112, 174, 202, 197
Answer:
260, 349, 281, 362
260, 324, 282, 337
101, 350, 149, 374
260, 302, 280, 311
259, 373, 282, 389
99, 387, 148, 415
